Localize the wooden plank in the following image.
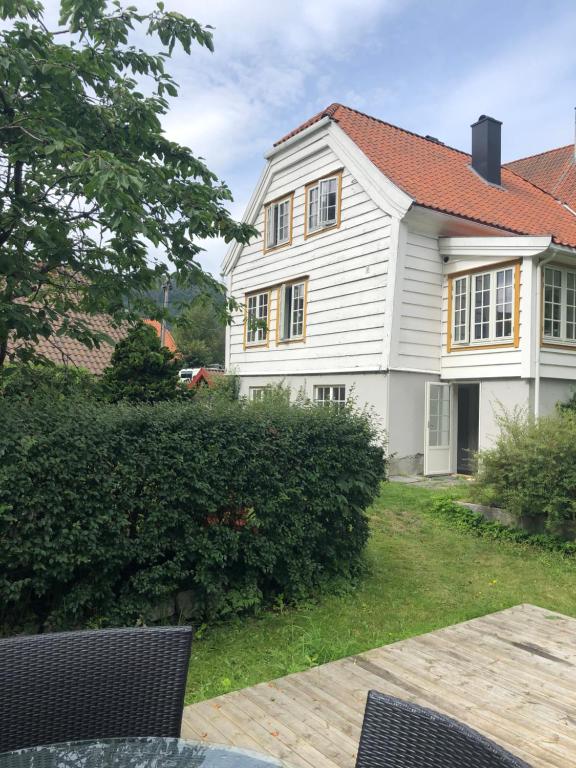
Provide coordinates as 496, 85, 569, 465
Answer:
184, 605, 576, 768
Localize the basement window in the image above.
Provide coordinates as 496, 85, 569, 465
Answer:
314, 385, 346, 407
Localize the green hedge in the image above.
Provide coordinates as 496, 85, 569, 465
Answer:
0, 396, 385, 633
475, 410, 576, 532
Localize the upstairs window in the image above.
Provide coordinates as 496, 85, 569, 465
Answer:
314, 385, 346, 407
449, 264, 518, 350
245, 290, 270, 346
306, 172, 341, 236
278, 280, 307, 342
265, 195, 292, 251
543, 266, 576, 343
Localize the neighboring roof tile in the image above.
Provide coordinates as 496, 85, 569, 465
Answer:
13, 315, 177, 375
142, 319, 177, 353
276, 103, 576, 248
505, 145, 576, 210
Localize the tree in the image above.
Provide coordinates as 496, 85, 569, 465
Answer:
173, 297, 226, 367
100, 322, 178, 402
0, 0, 256, 370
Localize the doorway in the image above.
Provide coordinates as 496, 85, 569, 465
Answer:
457, 383, 480, 475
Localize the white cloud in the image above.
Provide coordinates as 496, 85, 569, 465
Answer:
418, 8, 576, 160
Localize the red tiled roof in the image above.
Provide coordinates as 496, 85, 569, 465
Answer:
142, 319, 178, 353
188, 367, 224, 388
275, 103, 576, 249
505, 145, 576, 211
13, 316, 177, 375
29, 313, 127, 375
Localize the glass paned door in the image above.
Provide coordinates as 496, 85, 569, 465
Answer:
424, 382, 452, 475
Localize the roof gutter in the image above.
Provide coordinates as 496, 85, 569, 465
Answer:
264, 116, 332, 160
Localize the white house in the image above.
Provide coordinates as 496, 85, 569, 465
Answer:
222, 104, 576, 475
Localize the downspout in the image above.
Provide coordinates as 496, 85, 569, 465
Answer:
534, 253, 555, 418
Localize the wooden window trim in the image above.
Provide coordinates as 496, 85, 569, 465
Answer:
243, 289, 272, 350
275, 278, 308, 345
304, 169, 343, 240
263, 192, 294, 254
540, 264, 576, 349
447, 260, 521, 353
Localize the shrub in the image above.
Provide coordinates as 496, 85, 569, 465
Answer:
0, 363, 98, 401
475, 410, 576, 532
100, 322, 179, 403
0, 396, 385, 633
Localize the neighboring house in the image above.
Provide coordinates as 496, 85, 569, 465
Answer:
223, 103, 576, 475
184, 367, 225, 388
21, 316, 177, 375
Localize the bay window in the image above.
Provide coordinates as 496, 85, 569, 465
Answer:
543, 266, 576, 344
450, 264, 518, 349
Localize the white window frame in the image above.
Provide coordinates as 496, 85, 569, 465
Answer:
245, 290, 270, 346
306, 174, 340, 234
543, 265, 576, 344
249, 386, 267, 401
452, 275, 469, 344
451, 265, 515, 348
314, 385, 346, 406
265, 195, 292, 251
278, 280, 307, 342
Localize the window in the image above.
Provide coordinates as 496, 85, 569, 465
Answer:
265, 195, 292, 251
245, 291, 269, 346
473, 273, 491, 340
450, 264, 518, 349
249, 387, 267, 401
306, 173, 341, 235
314, 385, 346, 407
452, 276, 469, 344
278, 280, 307, 342
543, 266, 576, 344
428, 385, 450, 447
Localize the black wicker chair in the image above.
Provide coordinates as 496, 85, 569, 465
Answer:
355, 690, 531, 768
0, 626, 193, 753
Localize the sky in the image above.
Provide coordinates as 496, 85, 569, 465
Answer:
41, 0, 576, 277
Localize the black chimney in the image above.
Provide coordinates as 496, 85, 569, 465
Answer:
471, 115, 502, 185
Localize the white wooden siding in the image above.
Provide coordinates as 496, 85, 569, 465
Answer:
540, 348, 576, 378
391, 230, 443, 372
229, 132, 392, 375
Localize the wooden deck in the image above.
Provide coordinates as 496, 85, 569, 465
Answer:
182, 604, 576, 768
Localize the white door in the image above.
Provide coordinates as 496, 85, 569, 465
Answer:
424, 382, 452, 475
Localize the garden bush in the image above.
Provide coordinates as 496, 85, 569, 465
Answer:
475, 410, 576, 533
0, 395, 385, 633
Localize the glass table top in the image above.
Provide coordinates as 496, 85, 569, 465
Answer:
0, 738, 284, 768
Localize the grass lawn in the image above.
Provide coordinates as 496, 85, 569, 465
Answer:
185, 481, 576, 704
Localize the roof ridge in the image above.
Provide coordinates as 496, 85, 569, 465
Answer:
505, 143, 574, 166
331, 103, 472, 158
